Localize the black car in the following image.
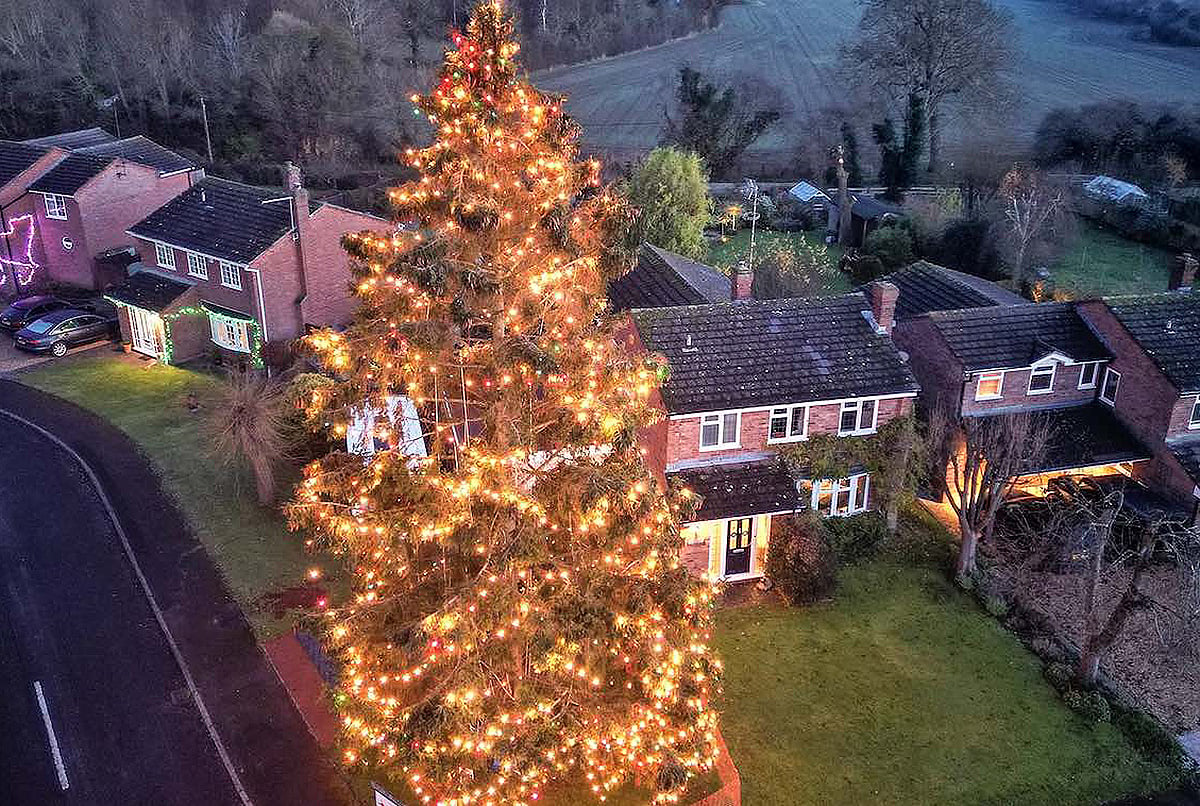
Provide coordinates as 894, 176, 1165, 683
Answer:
0, 295, 66, 331
14, 308, 118, 357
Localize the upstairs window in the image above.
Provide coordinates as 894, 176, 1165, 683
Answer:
1100, 367, 1121, 406
699, 411, 739, 450
1190, 396, 1200, 430
1078, 361, 1099, 389
219, 261, 242, 290
975, 372, 1004, 400
154, 242, 175, 269
1027, 363, 1056, 395
768, 404, 809, 443
186, 252, 207, 279
838, 399, 877, 436
43, 194, 68, 220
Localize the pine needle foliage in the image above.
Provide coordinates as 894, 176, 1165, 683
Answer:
287, 4, 722, 803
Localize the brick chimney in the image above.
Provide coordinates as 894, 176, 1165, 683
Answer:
286, 161, 311, 320
867, 280, 899, 334
733, 259, 753, 301
1169, 253, 1197, 291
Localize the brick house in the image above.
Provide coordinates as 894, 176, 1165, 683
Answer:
879, 260, 1024, 323
625, 279, 919, 581
1076, 290, 1200, 519
895, 299, 1154, 498
0, 129, 201, 293
107, 165, 388, 367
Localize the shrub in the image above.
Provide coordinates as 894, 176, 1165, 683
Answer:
862, 224, 914, 269
766, 515, 839, 605
1113, 707, 1187, 768
1064, 689, 1112, 723
933, 217, 1004, 279
1043, 661, 1074, 694
983, 594, 1010, 618
823, 512, 887, 563
844, 253, 888, 285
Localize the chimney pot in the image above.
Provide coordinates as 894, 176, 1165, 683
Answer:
1169, 253, 1197, 291
867, 280, 899, 334
732, 259, 753, 301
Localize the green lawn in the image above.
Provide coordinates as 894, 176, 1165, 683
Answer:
21, 355, 320, 638
714, 558, 1175, 806
1051, 219, 1174, 298
707, 229, 852, 297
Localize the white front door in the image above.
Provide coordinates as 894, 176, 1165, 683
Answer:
128, 307, 164, 357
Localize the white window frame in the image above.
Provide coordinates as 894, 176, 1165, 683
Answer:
155, 242, 176, 269
1100, 367, 1121, 406
699, 411, 740, 451
767, 404, 809, 444
219, 261, 242, 290
43, 193, 68, 220
811, 473, 870, 517
186, 252, 208, 279
975, 372, 1004, 401
1078, 361, 1100, 390
1189, 396, 1200, 430
838, 398, 878, 436
1027, 362, 1056, 396
209, 314, 251, 353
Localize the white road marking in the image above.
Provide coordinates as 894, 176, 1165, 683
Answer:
0, 408, 253, 806
33, 680, 69, 791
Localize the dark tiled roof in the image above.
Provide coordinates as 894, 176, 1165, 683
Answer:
1169, 440, 1200, 487
971, 404, 1150, 474
28, 153, 113, 195
881, 261, 1023, 321
23, 127, 117, 150
609, 245, 730, 311
78, 135, 194, 175
1106, 292, 1200, 393
669, 460, 801, 521
633, 293, 919, 414
927, 302, 1110, 371
105, 270, 193, 312
128, 177, 299, 264
0, 141, 50, 188
850, 195, 904, 220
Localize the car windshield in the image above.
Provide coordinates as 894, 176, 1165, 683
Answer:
25, 319, 57, 334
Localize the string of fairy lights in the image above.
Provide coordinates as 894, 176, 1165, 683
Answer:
288, 3, 722, 805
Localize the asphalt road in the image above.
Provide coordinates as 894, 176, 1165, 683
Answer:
0, 417, 239, 804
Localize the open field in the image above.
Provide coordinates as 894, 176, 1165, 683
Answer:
537, 0, 1200, 168
714, 558, 1178, 805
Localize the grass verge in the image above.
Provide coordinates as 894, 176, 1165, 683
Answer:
21, 354, 317, 639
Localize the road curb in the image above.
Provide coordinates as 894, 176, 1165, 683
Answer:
0, 405, 254, 806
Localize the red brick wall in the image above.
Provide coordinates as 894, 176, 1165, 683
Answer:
960, 363, 1101, 415
298, 205, 387, 328
894, 317, 962, 412
1078, 300, 1199, 503
0, 194, 49, 290
250, 234, 305, 341
664, 395, 912, 467
33, 193, 91, 288
1167, 395, 1200, 439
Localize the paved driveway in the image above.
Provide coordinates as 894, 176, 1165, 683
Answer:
0, 335, 113, 373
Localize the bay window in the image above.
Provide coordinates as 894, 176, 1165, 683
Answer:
810, 473, 870, 517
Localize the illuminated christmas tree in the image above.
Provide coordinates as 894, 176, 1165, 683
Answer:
288, 3, 721, 803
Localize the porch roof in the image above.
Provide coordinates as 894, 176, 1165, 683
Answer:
971, 403, 1151, 475
669, 460, 801, 522
105, 269, 193, 313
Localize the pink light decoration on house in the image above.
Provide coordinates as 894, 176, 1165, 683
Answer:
0, 214, 40, 286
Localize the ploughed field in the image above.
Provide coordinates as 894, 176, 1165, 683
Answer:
536, 0, 1200, 166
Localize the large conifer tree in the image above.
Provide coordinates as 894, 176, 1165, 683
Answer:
289, 3, 721, 803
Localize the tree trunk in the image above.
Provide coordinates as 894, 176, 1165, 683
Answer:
1077, 641, 1103, 687
956, 525, 980, 578
252, 457, 275, 506
1010, 242, 1027, 287
926, 105, 940, 174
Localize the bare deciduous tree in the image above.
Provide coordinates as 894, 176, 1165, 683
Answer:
999, 167, 1065, 287
841, 0, 1015, 172
929, 406, 1050, 578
